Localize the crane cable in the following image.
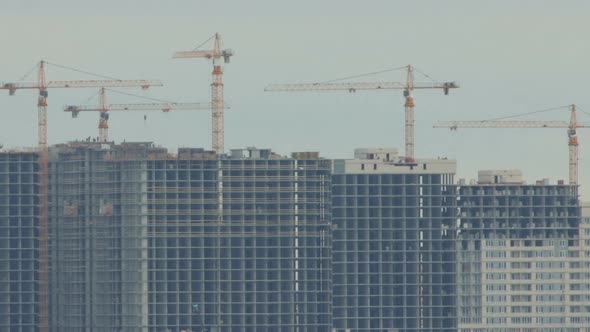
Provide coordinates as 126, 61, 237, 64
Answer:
41, 61, 177, 105
577, 106, 590, 118
44, 61, 122, 81
481, 105, 571, 122
412, 66, 439, 83
314, 65, 444, 85
314, 66, 408, 84
16, 62, 40, 83
82, 90, 99, 104
104, 88, 176, 104
192, 34, 216, 51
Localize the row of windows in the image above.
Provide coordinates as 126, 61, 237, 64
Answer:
486, 306, 506, 313
536, 272, 564, 280
536, 261, 566, 269
485, 316, 580, 325
511, 284, 531, 291
461, 327, 586, 332
482, 271, 590, 281
486, 284, 506, 291
570, 261, 590, 268
511, 317, 532, 324
571, 295, 590, 302
536, 305, 565, 313
536, 283, 563, 291
511, 250, 580, 258
485, 262, 506, 269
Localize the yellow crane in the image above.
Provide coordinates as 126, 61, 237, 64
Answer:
266, 64, 459, 161
174, 32, 234, 154
434, 104, 590, 185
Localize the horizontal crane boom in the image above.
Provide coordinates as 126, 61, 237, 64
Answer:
47, 79, 162, 89
64, 102, 215, 113
265, 81, 459, 92
173, 50, 217, 59
0, 80, 162, 94
433, 120, 589, 129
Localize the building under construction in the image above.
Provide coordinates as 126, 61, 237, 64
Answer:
0, 149, 39, 332
47, 142, 332, 332
2, 142, 588, 332
331, 148, 457, 332
48, 142, 148, 331
456, 170, 589, 331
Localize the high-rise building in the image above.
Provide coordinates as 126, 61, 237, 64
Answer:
146, 147, 332, 331
48, 142, 332, 332
331, 148, 457, 332
49, 142, 149, 331
0, 149, 39, 332
11, 140, 587, 332
456, 170, 589, 331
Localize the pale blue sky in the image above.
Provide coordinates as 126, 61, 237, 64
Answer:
1, 1, 590, 197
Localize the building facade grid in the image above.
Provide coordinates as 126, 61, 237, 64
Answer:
0, 151, 39, 332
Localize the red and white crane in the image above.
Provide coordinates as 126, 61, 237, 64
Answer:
0, 60, 162, 332
433, 104, 590, 185
265, 64, 459, 161
64, 87, 216, 141
174, 32, 234, 154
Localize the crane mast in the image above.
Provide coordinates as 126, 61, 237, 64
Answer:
212, 62, 224, 154
174, 32, 234, 154
99, 88, 108, 141
569, 104, 579, 186
433, 104, 589, 185
265, 64, 459, 161
37, 61, 50, 332
404, 65, 415, 161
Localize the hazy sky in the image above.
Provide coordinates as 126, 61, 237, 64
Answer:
1, 1, 590, 197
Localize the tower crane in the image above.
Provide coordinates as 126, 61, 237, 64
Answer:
0, 60, 162, 332
174, 32, 234, 154
265, 64, 459, 161
64, 87, 217, 141
433, 104, 590, 185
